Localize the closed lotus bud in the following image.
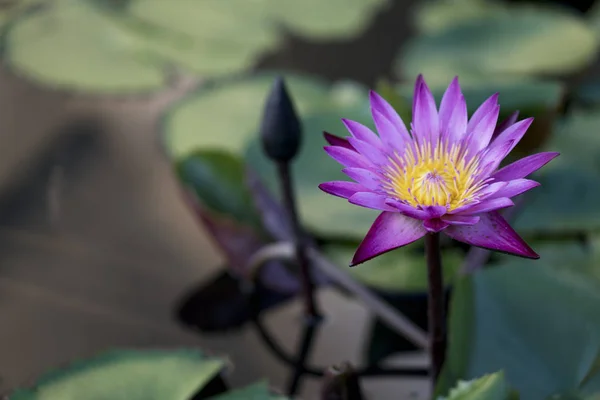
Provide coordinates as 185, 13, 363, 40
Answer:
260, 76, 302, 162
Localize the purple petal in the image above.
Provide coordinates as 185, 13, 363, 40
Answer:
493, 152, 560, 181
467, 93, 499, 136
453, 197, 514, 215
424, 218, 450, 232
422, 205, 447, 218
347, 137, 389, 166
370, 90, 411, 147
324, 131, 354, 150
352, 212, 427, 266
412, 75, 439, 144
476, 181, 509, 200
386, 199, 430, 220
486, 179, 540, 199
349, 192, 396, 211
325, 145, 373, 169
492, 110, 519, 141
488, 117, 534, 156
441, 214, 480, 225
439, 77, 461, 132
444, 93, 468, 145
319, 181, 366, 199
342, 119, 383, 149
444, 211, 539, 259
342, 167, 382, 190
465, 104, 500, 155
476, 139, 516, 179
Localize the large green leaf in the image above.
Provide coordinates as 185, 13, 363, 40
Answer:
397, 6, 597, 84
9, 349, 226, 400
513, 111, 600, 235
437, 371, 511, 400
322, 242, 463, 293
3, 0, 388, 92
439, 249, 600, 399
5, 1, 166, 93
177, 150, 259, 228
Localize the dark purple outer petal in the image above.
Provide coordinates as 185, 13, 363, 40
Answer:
323, 131, 354, 150
352, 212, 427, 266
319, 181, 366, 199
423, 218, 450, 232
444, 211, 539, 259
493, 152, 560, 181
492, 110, 519, 141
349, 192, 397, 211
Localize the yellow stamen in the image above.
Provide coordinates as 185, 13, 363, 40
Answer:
383, 140, 484, 210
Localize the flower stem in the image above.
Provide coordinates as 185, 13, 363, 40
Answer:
425, 232, 446, 386
276, 162, 320, 317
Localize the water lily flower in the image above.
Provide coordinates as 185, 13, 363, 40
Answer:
319, 75, 558, 266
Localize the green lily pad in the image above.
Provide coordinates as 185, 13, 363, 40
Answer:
177, 150, 260, 228
513, 111, 600, 235
3, 0, 388, 92
438, 248, 600, 399
413, 0, 507, 35
437, 371, 510, 400
9, 349, 226, 400
209, 381, 287, 400
397, 6, 597, 84
264, 0, 387, 39
322, 241, 463, 293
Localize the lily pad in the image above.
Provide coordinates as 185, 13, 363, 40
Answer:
9, 349, 226, 400
437, 371, 510, 400
322, 242, 463, 293
5, 1, 166, 93
438, 248, 600, 399
397, 6, 597, 83
514, 111, 600, 235
3, 0, 388, 92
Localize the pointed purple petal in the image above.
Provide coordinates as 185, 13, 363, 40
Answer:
439, 77, 467, 144
445, 93, 468, 145
467, 93, 499, 136
352, 212, 427, 266
422, 205, 447, 218
424, 218, 450, 232
347, 137, 389, 165
476, 181, 509, 200
476, 139, 516, 179
342, 167, 382, 190
441, 214, 480, 225
325, 145, 373, 169
453, 197, 514, 215
348, 192, 396, 211
465, 104, 500, 155
342, 119, 383, 149
319, 181, 366, 199
487, 179, 540, 199
413, 75, 439, 144
386, 199, 430, 220
489, 117, 534, 156
324, 131, 354, 150
493, 152, 560, 181
439, 77, 461, 130
492, 110, 519, 141
444, 211, 539, 259
370, 91, 411, 146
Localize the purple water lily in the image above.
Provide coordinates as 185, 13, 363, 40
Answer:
319, 75, 558, 266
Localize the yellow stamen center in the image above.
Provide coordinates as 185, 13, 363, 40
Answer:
383, 141, 484, 210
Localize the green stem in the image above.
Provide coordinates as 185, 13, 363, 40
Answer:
425, 232, 446, 387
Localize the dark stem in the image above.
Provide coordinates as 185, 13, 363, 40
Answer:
286, 315, 321, 395
425, 232, 446, 386
276, 162, 320, 317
